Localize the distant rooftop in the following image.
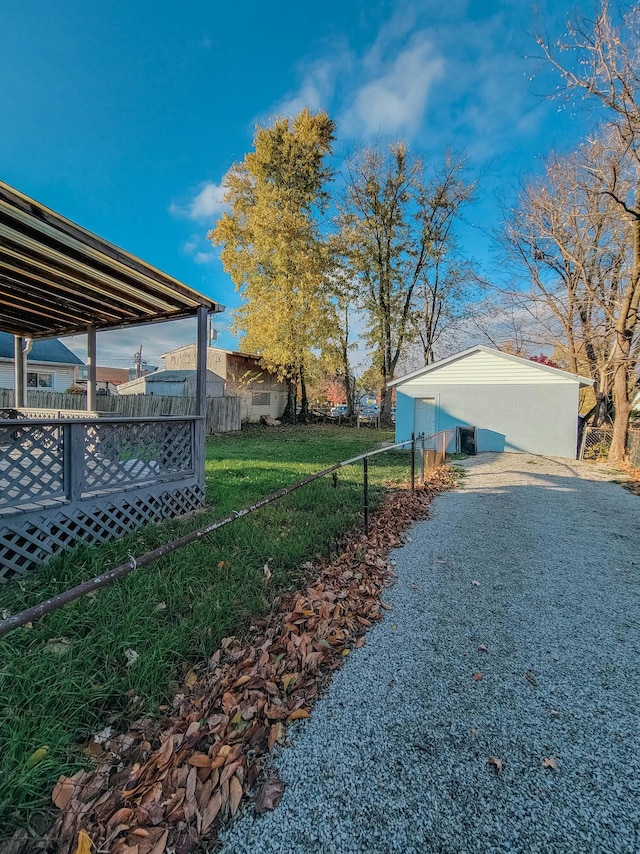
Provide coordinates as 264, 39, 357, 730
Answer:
0, 331, 83, 365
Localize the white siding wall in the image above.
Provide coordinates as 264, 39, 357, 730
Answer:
400, 350, 575, 390
241, 390, 288, 422
0, 361, 75, 392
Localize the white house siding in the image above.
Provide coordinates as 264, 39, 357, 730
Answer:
397, 383, 580, 458
0, 361, 75, 392
393, 347, 589, 459
399, 349, 576, 388
241, 391, 289, 423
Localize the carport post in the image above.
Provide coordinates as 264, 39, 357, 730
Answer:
195, 306, 208, 489
87, 325, 97, 412
14, 335, 25, 408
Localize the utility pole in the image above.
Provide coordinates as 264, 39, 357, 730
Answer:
134, 344, 143, 378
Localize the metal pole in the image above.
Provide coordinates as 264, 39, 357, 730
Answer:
363, 456, 369, 536
421, 434, 425, 484
411, 431, 415, 492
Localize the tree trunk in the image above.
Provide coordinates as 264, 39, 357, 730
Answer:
609, 356, 631, 462
379, 386, 394, 427
299, 364, 309, 423
281, 376, 297, 423
608, 212, 640, 463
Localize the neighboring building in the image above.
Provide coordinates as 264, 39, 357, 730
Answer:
162, 345, 287, 422
0, 331, 83, 392
116, 369, 225, 397
390, 345, 594, 459
74, 365, 132, 395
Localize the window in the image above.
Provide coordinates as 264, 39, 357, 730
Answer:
27, 371, 54, 389
252, 392, 271, 406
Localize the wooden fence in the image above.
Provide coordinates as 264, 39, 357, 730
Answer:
0, 389, 241, 434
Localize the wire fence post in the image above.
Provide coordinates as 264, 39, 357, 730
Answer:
411, 432, 416, 492
363, 456, 369, 536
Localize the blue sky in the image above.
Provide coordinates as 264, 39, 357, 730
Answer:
2, 0, 595, 369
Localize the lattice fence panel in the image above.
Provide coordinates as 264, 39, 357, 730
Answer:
83, 421, 193, 492
0, 423, 64, 506
0, 482, 205, 582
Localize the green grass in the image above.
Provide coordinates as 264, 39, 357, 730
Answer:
0, 425, 400, 837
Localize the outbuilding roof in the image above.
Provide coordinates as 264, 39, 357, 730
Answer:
0, 330, 83, 365
388, 345, 594, 388
0, 181, 223, 340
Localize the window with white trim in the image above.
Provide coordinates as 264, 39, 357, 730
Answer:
27, 371, 54, 389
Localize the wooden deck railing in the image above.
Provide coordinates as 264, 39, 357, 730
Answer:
0, 415, 200, 512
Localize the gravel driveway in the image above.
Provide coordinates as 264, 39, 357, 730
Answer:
218, 453, 640, 854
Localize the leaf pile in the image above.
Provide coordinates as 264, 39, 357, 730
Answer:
41, 468, 455, 854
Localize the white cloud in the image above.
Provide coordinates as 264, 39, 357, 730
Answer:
266, 55, 348, 121
341, 33, 445, 138
170, 181, 227, 221
194, 251, 217, 265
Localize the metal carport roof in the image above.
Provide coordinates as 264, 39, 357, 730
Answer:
0, 180, 223, 340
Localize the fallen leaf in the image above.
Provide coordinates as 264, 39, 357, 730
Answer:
73, 829, 93, 854
154, 602, 167, 611
268, 722, 285, 751
124, 649, 139, 668
187, 753, 212, 767
542, 756, 557, 770
470, 727, 478, 736
26, 745, 49, 768
282, 674, 296, 691
487, 756, 503, 773
477, 644, 489, 653
200, 791, 222, 833
287, 708, 310, 722
342, 649, 351, 656
255, 773, 284, 814
550, 709, 560, 717
472, 672, 484, 681
263, 562, 272, 582
217, 561, 226, 569
45, 637, 72, 656
184, 670, 197, 690
229, 775, 243, 816
148, 828, 169, 854
471, 580, 480, 587
52, 776, 75, 810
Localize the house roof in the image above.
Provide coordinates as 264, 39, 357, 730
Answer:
0, 181, 224, 340
0, 331, 83, 365
117, 369, 222, 392
388, 345, 594, 388
145, 370, 196, 383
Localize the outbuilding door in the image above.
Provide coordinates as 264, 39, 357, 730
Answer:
414, 397, 436, 437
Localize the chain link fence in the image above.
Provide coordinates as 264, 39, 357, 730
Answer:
580, 426, 640, 467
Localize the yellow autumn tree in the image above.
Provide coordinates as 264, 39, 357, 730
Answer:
210, 109, 336, 421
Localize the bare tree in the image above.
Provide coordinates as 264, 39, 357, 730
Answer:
538, 1, 640, 460
335, 143, 474, 425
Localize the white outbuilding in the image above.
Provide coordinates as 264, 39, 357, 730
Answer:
390, 345, 593, 459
